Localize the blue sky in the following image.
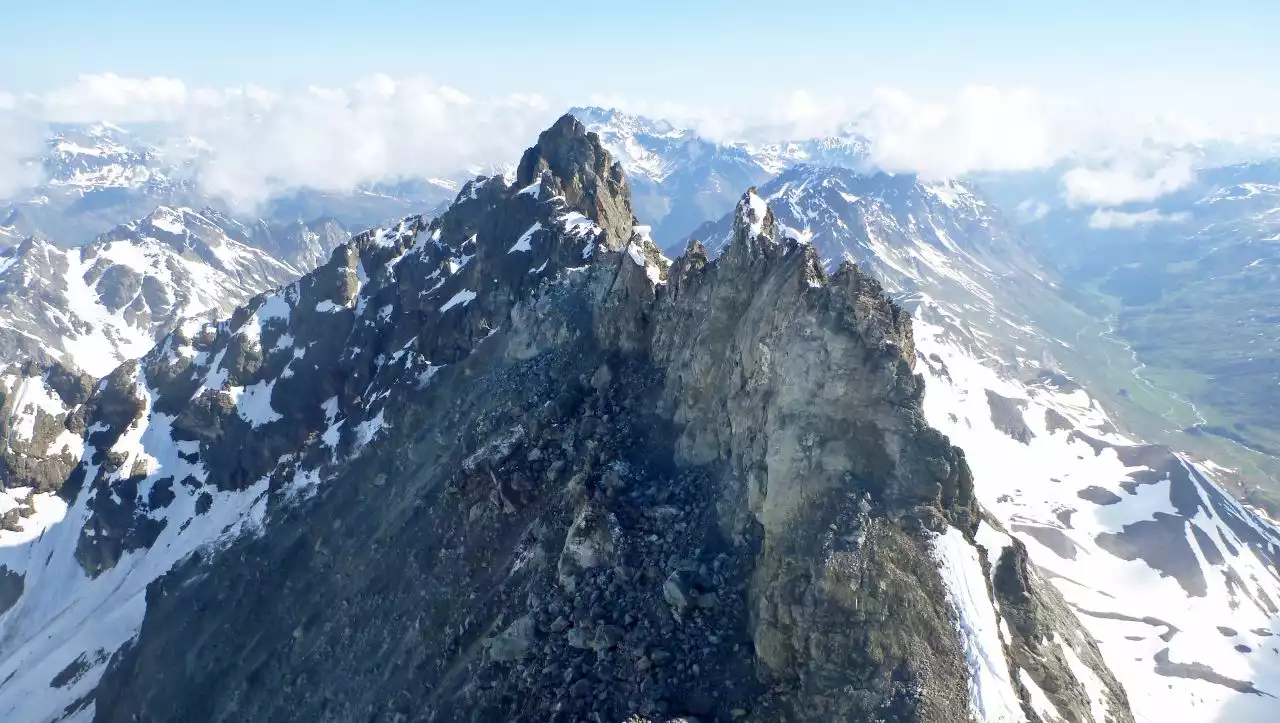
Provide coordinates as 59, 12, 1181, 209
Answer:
5, 0, 1278, 111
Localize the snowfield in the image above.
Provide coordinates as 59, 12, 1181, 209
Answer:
915, 309, 1280, 723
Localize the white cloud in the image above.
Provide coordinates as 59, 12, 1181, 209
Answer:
591, 85, 1093, 179
596, 86, 1280, 184
39, 73, 193, 123
857, 86, 1076, 178
583, 90, 856, 144
0, 109, 42, 199
0, 74, 1274, 209
1062, 152, 1196, 207
1016, 199, 1051, 221
0, 73, 556, 208
186, 75, 553, 207
732, 90, 857, 142
1087, 208, 1190, 229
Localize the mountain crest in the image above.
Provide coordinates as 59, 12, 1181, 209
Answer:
0, 114, 1140, 723
516, 113, 636, 250
5, 234, 60, 259
731, 187, 777, 250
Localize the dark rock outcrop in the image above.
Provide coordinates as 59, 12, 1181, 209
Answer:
0, 360, 94, 503
990, 532, 1132, 722
986, 389, 1035, 444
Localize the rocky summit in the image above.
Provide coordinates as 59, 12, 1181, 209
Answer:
0, 115, 1133, 722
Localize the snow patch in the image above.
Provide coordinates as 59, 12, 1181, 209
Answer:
440, 289, 476, 312
1018, 668, 1062, 722
931, 525, 1026, 723
234, 379, 282, 427
744, 190, 769, 236
1057, 635, 1109, 723
510, 222, 541, 254
6, 374, 68, 446
352, 410, 387, 449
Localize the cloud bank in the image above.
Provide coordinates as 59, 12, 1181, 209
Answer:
1016, 199, 1052, 222
1087, 208, 1191, 229
586, 85, 1239, 206
0, 100, 42, 199
1062, 152, 1197, 207
1, 73, 556, 208
0, 74, 1273, 208
859, 86, 1074, 179
587, 86, 1088, 179
182, 76, 555, 207
40, 73, 194, 124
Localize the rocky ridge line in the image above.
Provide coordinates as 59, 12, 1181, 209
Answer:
0, 115, 1130, 723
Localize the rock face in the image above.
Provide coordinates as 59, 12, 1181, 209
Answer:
0, 360, 94, 515
0, 115, 1130, 723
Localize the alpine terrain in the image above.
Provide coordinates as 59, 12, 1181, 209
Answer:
0, 122, 457, 247
687, 162, 1280, 722
993, 158, 1280, 515
0, 206, 349, 377
0, 116, 1142, 722
573, 107, 869, 244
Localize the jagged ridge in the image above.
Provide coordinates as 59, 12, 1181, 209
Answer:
0, 115, 1129, 723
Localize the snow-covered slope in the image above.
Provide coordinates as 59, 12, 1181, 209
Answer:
690, 165, 1055, 372
0, 216, 430, 721
915, 309, 1280, 723
697, 174, 1280, 721
694, 165, 1030, 279
0, 206, 347, 376
42, 123, 184, 192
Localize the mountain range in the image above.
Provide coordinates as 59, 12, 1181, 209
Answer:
570, 107, 870, 244
0, 206, 348, 377
0, 123, 457, 248
0, 115, 1140, 723
0, 109, 1274, 723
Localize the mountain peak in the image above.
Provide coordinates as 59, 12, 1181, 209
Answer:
731, 187, 777, 249
8, 234, 59, 257
564, 105, 625, 127
85, 121, 129, 138
516, 114, 636, 249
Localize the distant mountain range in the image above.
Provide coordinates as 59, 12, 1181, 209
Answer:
0, 122, 459, 247
0, 206, 347, 376
571, 106, 869, 243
